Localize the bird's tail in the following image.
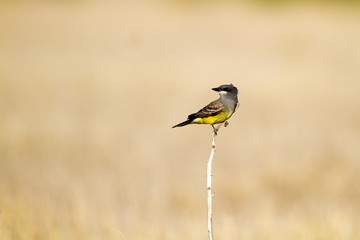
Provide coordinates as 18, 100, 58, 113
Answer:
172, 119, 193, 128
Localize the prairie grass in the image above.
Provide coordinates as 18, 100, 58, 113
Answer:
0, 1, 360, 239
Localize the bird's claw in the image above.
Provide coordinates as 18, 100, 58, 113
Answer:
224, 121, 229, 127
211, 125, 218, 135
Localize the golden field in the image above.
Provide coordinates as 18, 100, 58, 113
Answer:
0, 1, 360, 239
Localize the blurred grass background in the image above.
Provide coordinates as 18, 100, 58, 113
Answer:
0, 0, 360, 239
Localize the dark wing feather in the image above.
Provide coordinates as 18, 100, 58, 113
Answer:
188, 100, 223, 120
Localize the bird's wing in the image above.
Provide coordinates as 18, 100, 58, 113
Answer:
188, 100, 224, 119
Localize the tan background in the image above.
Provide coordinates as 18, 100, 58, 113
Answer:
0, 1, 360, 239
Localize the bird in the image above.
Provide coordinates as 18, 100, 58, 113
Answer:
172, 84, 239, 134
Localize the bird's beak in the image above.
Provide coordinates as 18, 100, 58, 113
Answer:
212, 87, 220, 92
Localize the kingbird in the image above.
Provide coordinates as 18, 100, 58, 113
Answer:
172, 84, 239, 133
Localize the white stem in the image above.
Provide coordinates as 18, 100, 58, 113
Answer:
207, 131, 216, 240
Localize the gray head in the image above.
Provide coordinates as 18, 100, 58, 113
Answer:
212, 84, 238, 97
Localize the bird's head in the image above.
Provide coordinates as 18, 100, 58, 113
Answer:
212, 84, 238, 97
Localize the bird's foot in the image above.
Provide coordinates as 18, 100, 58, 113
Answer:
211, 125, 218, 135
224, 121, 229, 127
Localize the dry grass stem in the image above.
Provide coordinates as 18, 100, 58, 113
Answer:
207, 123, 224, 240
207, 132, 216, 240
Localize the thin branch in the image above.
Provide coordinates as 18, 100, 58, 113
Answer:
207, 123, 223, 240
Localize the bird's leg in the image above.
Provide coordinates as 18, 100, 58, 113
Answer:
211, 124, 218, 135
224, 121, 229, 127
212, 122, 226, 135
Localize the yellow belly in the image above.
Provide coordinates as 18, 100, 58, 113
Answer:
192, 111, 232, 125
